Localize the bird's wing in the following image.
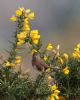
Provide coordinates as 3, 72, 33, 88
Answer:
38, 58, 49, 69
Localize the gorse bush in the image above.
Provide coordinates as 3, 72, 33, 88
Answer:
0, 7, 80, 100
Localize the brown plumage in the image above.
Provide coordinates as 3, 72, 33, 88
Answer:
32, 52, 49, 71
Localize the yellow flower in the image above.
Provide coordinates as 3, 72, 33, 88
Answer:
30, 30, 38, 35
23, 24, 30, 31
48, 85, 60, 100
32, 39, 39, 44
16, 8, 22, 16
30, 30, 40, 44
46, 68, 51, 72
72, 51, 80, 58
10, 16, 17, 22
31, 49, 37, 55
48, 96, 55, 100
51, 93, 60, 100
24, 18, 29, 24
43, 55, 48, 61
25, 9, 31, 13
50, 96, 55, 100
77, 43, 80, 49
51, 90, 60, 100
30, 30, 40, 40
51, 84, 57, 91
48, 76, 53, 81
46, 43, 53, 50
32, 34, 40, 40
17, 42, 22, 46
63, 53, 68, 60
19, 7, 24, 12
58, 57, 64, 64
15, 59, 21, 64
51, 94, 59, 100
17, 32, 27, 40
17, 40, 25, 46
28, 12, 35, 19
5, 61, 11, 67
74, 47, 79, 52
54, 95, 59, 100
47, 96, 51, 100
54, 89, 60, 94
63, 66, 69, 75
15, 56, 22, 60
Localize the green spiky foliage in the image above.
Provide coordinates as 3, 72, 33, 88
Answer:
0, 8, 52, 100
53, 57, 80, 100
0, 68, 51, 100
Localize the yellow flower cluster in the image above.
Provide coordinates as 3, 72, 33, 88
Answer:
43, 55, 48, 61
63, 66, 69, 75
10, 8, 23, 21
5, 61, 11, 67
5, 61, 15, 68
17, 32, 27, 46
58, 53, 69, 64
77, 43, 80, 48
47, 43, 53, 50
72, 43, 80, 58
15, 56, 22, 64
16, 7, 24, 16
10, 7, 35, 46
5, 56, 22, 68
63, 53, 68, 60
72, 51, 80, 58
10, 7, 35, 22
30, 30, 40, 44
48, 84, 60, 100
27, 11, 35, 20
22, 9, 34, 32
10, 16, 17, 22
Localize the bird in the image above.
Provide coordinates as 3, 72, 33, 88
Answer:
32, 52, 49, 71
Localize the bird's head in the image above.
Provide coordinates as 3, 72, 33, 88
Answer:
32, 52, 40, 59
